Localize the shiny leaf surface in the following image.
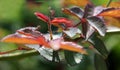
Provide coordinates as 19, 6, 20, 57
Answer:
87, 16, 106, 36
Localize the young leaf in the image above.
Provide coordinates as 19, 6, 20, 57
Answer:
51, 17, 74, 27
34, 12, 49, 22
87, 16, 106, 36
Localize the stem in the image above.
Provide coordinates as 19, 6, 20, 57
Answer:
106, 0, 112, 7
48, 21, 53, 40
52, 51, 60, 62
48, 8, 60, 62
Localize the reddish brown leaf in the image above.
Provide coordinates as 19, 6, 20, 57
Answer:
109, 2, 120, 8
104, 17, 120, 27
60, 42, 87, 54
1, 27, 50, 48
98, 8, 120, 18
34, 12, 49, 22
1, 34, 40, 44
62, 0, 90, 7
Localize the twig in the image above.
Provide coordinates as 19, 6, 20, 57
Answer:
106, 0, 112, 7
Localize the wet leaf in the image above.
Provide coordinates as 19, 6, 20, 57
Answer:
87, 16, 106, 36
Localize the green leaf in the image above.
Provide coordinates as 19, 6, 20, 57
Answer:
87, 16, 106, 36
94, 53, 108, 70
64, 51, 77, 66
88, 34, 108, 58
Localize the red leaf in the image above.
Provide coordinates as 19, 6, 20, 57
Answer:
1, 34, 40, 44
49, 38, 87, 54
1, 27, 50, 48
60, 42, 87, 54
51, 17, 74, 27
98, 8, 120, 18
34, 12, 49, 22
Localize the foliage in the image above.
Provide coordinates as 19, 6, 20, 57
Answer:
0, 0, 120, 70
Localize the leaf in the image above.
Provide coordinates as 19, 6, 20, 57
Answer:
104, 17, 120, 27
34, 12, 49, 22
93, 6, 104, 16
26, 44, 53, 61
104, 2, 120, 8
109, 2, 120, 8
107, 26, 120, 33
62, 0, 90, 7
64, 51, 77, 66
94, 53, 108, 70
87, 16, 106, 36
60, 41, 87, 54
1, 27, 49, 47
51, 17, 74, 27
63, 27, 81, 38
88, 34, 108, 58
62, 6, 84, 19
1, 34, 40, 44
86, 25, 95, 40
98, 8, 120, 18
83, 4, 94, 18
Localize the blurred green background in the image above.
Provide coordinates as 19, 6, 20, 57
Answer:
0, 0, 120, 70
